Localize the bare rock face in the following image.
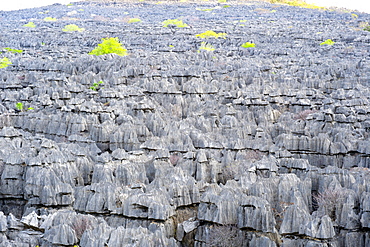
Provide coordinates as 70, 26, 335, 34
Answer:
0, 0, 370, 246
238, 196, 276, 233
0, 212, 7, 232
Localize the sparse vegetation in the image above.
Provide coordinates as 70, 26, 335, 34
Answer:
241, 42, 256, 48
90, 80, 104, 91
43, 17, 57, 21
88, 37, 128, 56
196, 7, 214, 12
16, 102, 23, 111
128, 18, 141, 23
15, 102, 33, 112
4, 48, 23, 53
272, 201, 294, 230
269, 0, 323, 9
23, 22, 36, 28
0, 57, 12, 69
71, 215, 92, 240
320, 39, 335, 45
207, 224, 244, 247
196, 30, 227, 39
62, 24, 85, 32
294, 109, 316, 120
162, 19, 188, 28
313, 188, 347, 221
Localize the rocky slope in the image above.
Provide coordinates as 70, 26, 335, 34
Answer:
0, 0, 370, 246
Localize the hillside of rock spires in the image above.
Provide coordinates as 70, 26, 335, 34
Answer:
0, 0, 370, 246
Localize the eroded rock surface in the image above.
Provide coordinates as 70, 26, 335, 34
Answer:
0, 0, 370, 246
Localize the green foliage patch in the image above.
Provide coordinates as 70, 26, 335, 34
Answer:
15, 102, 34, 111
270, 0, 323, 9
43, 17, 57, 21
241, 42, 256, 48
16, 102, 23, 111
196, 8, 214, 11
23, 22, 36, 28
0, 57, 11, 69
320, 39, 335, 45
62, 24, 85, 32
162, 19, 188, 28
4, 48, 23, 53
90, 80, 104, 91
88, 37, 128, 56
196, 30, 227, 39
128, 18, 141, 23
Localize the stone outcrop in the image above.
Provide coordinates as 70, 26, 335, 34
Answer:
0, 0, 370, 246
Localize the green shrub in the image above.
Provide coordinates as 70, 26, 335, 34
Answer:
88, 37, 128, 56
196, 7, 214, 11
16, 102, 23, 111
128, 18, 141, 23
196, 30, 227, 39
0, 57, 11, 69
62, 24, 85, 32
320, 39, 335, 45
162, 19, 188, 28
269, 0, 323, 9
4, 48, 23, 53
90, 80, 104, 91
15, 102, 34, 111
43, 17, 57, 21
364, 26, 370, 32
23, 22, 36, 28
241, 42, 256, 48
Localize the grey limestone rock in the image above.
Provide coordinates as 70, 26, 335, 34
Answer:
107, 226, 178, 247
24, 165, 74, 206
74, 182, 117, 213
121, 188, 175, 220
250, 235, 277, 247
300, 215, 335, 239
176, 217, 199, 241
278, 174, 311, 213
149, 167, 200, 208
44, 223, 78, 246
20, 211, 39, 229
344, 231, 365, 247
7, 213, 23, 230
198, 184, 246, 225
238, 196, 276, 233
1, 1, 370, 246
280, 205, 310, 234
80, 221, 112, 247
0, 212, 7, 232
